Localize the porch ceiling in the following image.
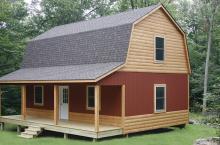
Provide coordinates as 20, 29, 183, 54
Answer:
0, 62, 123, 84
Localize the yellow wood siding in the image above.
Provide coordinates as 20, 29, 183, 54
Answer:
124, 110, 188, 134
26, 108, 54, 119
69, 112, 122, 127
120, 8, 189, 73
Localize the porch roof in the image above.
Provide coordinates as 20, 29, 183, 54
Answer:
0, 62, 123, 83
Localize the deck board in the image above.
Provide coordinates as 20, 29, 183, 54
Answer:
0, 115, 122, 138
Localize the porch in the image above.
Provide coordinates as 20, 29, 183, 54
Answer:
0, 84, 126, 139
0, 115, 122, 138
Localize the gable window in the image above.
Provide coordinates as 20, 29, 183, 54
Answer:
154, 84, 166, 112
155, 36, 165, 62
87, 86, 95, 110
34, 85, 44, 105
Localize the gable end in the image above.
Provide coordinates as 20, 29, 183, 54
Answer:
120, 5, 191, 74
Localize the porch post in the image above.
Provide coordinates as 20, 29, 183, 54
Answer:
54, 85, 59, 125
121, 85, 125, 131
94, 85, 100, 132
0, 86, 2, 116
21, 85, 26, 120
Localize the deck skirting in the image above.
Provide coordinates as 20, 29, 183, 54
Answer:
0, 115, 122, 139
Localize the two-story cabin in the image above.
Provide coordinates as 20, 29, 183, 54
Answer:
0, 4, 190, 140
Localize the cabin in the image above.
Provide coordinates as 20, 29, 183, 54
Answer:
0, 4, 190, 140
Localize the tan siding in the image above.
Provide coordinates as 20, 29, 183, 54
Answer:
121, 8, 188, 73
26, 108, 54, 119
124, 110, 188, 134
69, 112, 122, 127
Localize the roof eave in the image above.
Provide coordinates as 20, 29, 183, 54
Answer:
0, 63, 125, 84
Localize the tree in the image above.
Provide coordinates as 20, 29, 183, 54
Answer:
27, 0, 93, 37
0, 0, 28, 115
201, 0, 219, 114
0, 0, 28, 76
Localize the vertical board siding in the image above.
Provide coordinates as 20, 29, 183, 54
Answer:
26, 84, 54, 110
99, 72, 188, 116
121, 8, 188, 73
69, 84, 121, 116
26, 84, 121, 116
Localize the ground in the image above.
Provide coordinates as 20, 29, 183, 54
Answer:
0, 124, 216, 145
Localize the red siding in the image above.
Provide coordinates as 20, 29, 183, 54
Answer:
69, 84, 121, 116
98, 72, 188, 116
26, 83, 121, 116
26, 84, 54, 110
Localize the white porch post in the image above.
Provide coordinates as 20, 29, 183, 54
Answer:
94, 85, 100, 132
21, 85, 26, 120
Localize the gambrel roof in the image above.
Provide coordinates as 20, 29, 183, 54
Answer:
0, 3, 190, 83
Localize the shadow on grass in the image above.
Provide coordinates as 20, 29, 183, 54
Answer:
40, 130, 92, 142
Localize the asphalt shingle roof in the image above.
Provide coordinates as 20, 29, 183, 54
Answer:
0, 4, 160, 82
0, 62, 123, 81
33, 4, 159, 41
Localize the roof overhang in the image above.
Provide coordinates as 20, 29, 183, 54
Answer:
0, 62, 124, 84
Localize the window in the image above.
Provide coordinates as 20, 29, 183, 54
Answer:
87, 86, 95, 110
62, 88, 69, 104
155, 36, 165, 61
34, 86, 44, 105
154, 84, 166, 112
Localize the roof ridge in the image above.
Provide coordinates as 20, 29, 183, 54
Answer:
33, 4, 160, 41
51, 4, 159, 30
30, 23, 132, 42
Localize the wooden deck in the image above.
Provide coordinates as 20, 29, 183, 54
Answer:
0, 115, 123, 139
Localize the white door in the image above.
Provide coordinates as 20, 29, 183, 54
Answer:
59, 86, 69, 120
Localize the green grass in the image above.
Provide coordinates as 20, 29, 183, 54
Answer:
0, 124, 216, 145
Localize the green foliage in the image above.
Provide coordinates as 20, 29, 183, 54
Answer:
0, 0, 28, 76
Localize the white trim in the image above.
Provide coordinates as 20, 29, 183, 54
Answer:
86, 85, 95, 110
86, 85, 101, 111
34, 85, 44, 106
59, 86, 69, 120
154, 84, 166, 113
154, 35, 165, 63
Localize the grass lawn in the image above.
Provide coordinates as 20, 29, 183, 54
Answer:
0, 124, 217, 145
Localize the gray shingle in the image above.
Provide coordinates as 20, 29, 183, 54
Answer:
0, 62, 123, 81
0, 4, 161, 82
22, 24, 132, 68
33, 4, 159, 41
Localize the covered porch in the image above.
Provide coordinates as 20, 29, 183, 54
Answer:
0, 83, 125, 139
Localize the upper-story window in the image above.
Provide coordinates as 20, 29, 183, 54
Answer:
34, 85, 44, 105
155, 36, 165, 62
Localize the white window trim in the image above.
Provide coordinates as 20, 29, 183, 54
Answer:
86, 85, 101, 111
34, 85, 44, 106
154, 84, 166, 113
154, 35, 165, 63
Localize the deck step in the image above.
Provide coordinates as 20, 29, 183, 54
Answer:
18, 126, 42, 139
19, 134, 34, 139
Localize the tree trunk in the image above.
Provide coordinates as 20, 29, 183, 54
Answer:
130, 0, 135, 9
203, 17, 213, 114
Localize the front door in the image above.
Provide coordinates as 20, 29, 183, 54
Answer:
59, 86, 69, 120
